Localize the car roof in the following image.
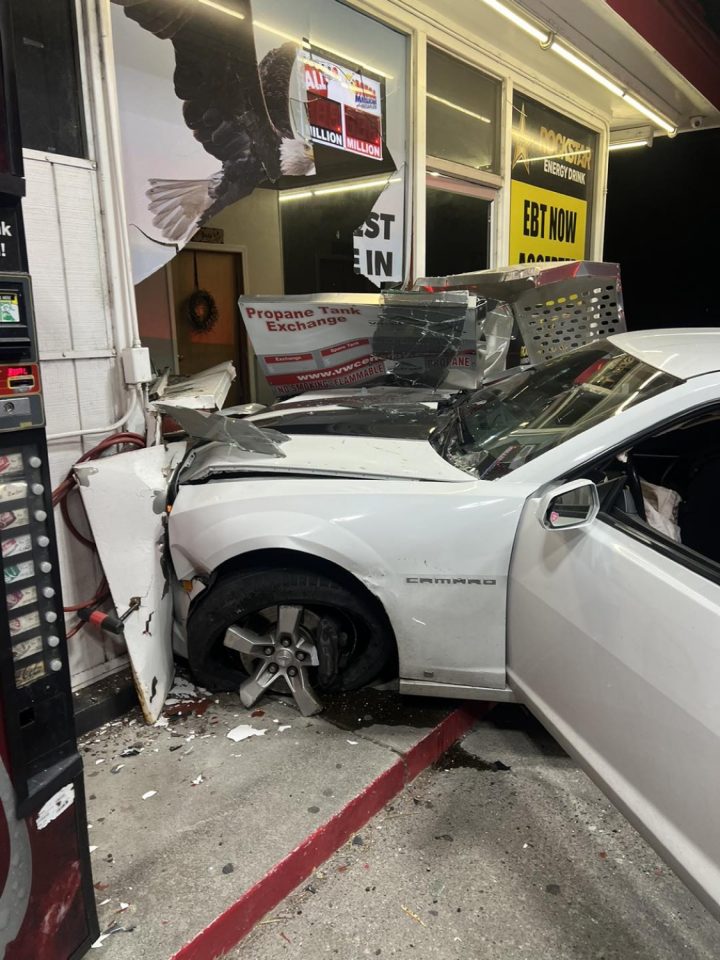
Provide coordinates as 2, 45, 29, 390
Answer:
608, 329, 720, 380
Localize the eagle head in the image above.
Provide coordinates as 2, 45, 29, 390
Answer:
280, 138, 316, 177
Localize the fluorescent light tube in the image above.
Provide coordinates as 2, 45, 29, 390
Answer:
622, 94, 676, 134
552, 43, 625, 97
482, 0, 550, 43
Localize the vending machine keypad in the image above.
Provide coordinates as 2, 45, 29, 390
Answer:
0, 444, 69, 751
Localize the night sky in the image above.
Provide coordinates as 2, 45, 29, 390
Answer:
603, 126, 720, 331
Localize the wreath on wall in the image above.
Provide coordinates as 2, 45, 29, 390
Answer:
185, 251, 218, 333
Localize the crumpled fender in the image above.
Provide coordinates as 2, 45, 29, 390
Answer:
169, 503, 398, 615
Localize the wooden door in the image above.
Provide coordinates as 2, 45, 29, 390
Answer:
172, 248, 247, 404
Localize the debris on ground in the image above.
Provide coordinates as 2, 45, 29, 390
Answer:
142, 790, 157, 800
226, 724, 266, 743
191, 774, 205, 785
163, 676, 213, 718
401, 904, 426, 926
91, 921, 136, 948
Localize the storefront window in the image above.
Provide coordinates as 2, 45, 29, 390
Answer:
425, 178, 492, 277
276, 0, 407, 292
10, 0, 86, 158
281, 177, 400, 294
426, 47, 500, 174
112, 0, 407, 290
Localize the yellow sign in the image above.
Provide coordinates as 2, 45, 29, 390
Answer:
509, 181, 587, 265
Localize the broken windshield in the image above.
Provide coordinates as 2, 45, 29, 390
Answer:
432, 342, 680, 480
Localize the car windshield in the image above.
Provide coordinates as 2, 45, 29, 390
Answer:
432, 341, 680, 480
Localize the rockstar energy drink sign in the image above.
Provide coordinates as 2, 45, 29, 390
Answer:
509, 96, 597, 264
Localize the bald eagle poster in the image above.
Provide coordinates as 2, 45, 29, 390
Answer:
112, 0, 316, 282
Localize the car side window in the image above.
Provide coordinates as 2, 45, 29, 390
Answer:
593, 408, 720, 576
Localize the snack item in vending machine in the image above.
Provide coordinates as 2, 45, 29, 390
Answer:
0, 508, 28, 530
0, 481, 27, 503
1, 533, 31, 557
0, 511, 17, 530
9, 610, 41, 636
6, 585, 37, 610
15, 659, 46, 687
0, 453, 23, 476
12, 634, 43, 661
3, 560, 34, 583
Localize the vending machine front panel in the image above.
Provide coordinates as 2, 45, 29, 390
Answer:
0, 272, 98, 957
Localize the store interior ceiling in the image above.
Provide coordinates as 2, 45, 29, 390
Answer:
413, 0, 720, 134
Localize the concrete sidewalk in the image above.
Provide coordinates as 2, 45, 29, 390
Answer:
234, 704, 720, 960
80, 675, 471, 959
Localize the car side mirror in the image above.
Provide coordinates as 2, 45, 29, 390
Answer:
538, 479, 600, 531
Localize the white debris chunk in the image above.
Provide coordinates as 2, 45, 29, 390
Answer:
347, 740, 359, 746
119, 903, 129, 911
226, 724, 266, 743
153, 716, 169, 728
191, 774, 205, 785
277, 725, 292, 733
95, 759, 105, 765
142, 790, 157, 800
37, 784, 75, 830
89, 845, 98, 853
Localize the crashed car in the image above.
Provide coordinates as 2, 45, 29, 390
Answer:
162, 329, 720, 915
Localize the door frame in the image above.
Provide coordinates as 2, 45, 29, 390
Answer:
173, 242, 251, 402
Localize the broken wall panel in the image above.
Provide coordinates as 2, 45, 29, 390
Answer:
76, 443, 187, 722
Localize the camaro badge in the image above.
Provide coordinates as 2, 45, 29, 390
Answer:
405, 577, 497, 585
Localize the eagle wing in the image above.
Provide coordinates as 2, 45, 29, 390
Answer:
114, 0, 282, 194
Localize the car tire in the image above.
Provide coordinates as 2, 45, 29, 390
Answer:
186, 567, 395, 695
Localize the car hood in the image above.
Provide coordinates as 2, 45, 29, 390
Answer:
249, 387, 452, 441
177, 432, 470, 484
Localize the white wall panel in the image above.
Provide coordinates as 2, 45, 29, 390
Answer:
23, 153, 130, 690
23, 159, 73, 354
54, 164, 114, 352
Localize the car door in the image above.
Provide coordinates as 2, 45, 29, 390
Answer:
507, 475, 720, 918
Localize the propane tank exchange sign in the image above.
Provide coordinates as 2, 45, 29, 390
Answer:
509, 96, 597, 265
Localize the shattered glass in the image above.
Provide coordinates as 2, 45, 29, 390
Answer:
372, 290, 479, 389
155, 404, 289, 457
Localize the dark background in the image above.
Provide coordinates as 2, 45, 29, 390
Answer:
603, 126, 720, 330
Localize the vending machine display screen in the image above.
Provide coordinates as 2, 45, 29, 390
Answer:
0, 291, 20, 322
0, 277, 34, 364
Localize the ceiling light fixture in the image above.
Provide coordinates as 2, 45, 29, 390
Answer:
608, 139, 651, 151
197, 0, 245, 19
551, 42, 624, 97
482, 0, 549, 43
280, 176, 401, 202
621, 93, 676, 134
427, 92, 491, 123
481, 0, 677, 135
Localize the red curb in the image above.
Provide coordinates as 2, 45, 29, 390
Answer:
170, 702, 490, 960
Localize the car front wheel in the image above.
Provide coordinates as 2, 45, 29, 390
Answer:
186, 567, 395, 715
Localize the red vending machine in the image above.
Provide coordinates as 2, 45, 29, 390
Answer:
0, 1, 98, 956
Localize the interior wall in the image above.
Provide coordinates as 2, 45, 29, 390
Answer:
205, 189, 284, 406
135, 266, 175, 373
